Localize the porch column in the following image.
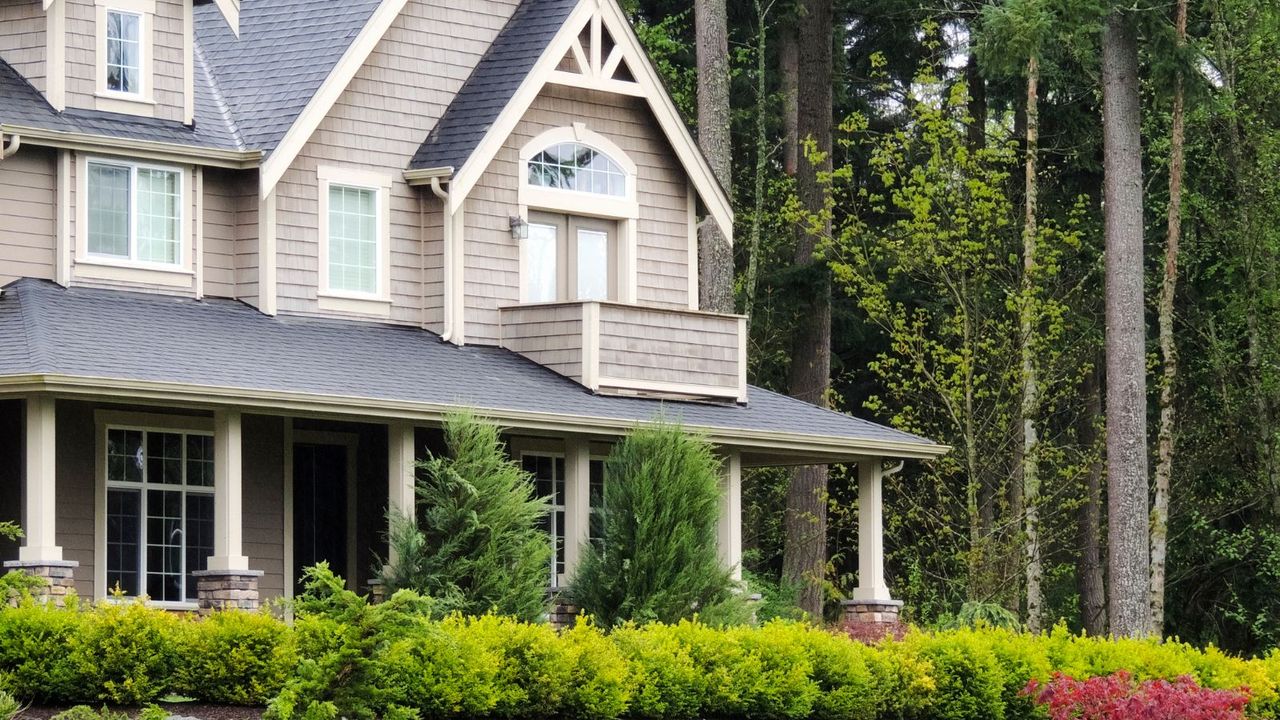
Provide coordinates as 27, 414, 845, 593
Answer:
195, 409, 261, 611
716, 450, 742, 581
844, 456, 903, 640
386, 422, 417, 567
562, 438, 591, 580
4, 395, 77, 604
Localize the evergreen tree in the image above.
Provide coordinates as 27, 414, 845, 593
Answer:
379, 412, 551, 622
569, 423, 738, 627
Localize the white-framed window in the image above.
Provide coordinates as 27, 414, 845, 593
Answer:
85, 158, 183, 266
95, 0, 156, 114
527, 142, 627, 197
523, 212, 618, 303
521, 451, 607, 587
104, 10, 142, 95
317, 166, 393, 315
103, 426, 215, 604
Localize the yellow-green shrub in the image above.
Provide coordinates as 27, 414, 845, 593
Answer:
177, 610, 296, 705
0, 598, 81, 702
66, 601, 184, 704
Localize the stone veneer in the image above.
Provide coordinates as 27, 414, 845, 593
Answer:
548, 594, 579, 631
193, 569, 264, 612
2, 560, 78, 606
841, 598, 906, 643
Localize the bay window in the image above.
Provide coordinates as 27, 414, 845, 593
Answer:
104, 427, 214, 603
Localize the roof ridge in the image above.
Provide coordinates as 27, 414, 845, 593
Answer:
194, 37, 244, 150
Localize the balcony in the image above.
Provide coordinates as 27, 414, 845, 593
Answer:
499, 301, 748, 403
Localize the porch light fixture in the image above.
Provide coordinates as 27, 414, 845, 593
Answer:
509, 215, 529, 240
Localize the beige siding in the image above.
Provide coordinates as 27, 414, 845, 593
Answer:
0, 146, 57, 285
56, 400, 97, 599
64, 0, 185, 121
597, 303, 740, 393
499, 304, 585, 380
202, 167, 249, 299
0, 0, 46, 93
466, 85, 693, 344
273, 0, 518, 328
234, 173, 261, 306
243, 414, 285, 600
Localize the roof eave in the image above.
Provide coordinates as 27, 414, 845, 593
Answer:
403, 166, 454, 186
0, 373, 950, 462
2, 124, 262, 168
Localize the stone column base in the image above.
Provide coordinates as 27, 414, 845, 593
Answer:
193, 569, 264, 612
548, 592, 579, 631
368, 579, 387, 604
3, 560, 78, 606
841, 598, 905, 643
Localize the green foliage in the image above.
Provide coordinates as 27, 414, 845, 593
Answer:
66, 600, 184, 704
49, 707, 128, 720
379, 412, 551, 622
0, 523, 19, 542
569, 422, 740, 627
939, 602, 1025, 632
0, 690, 21, 720
4, 596, 1280, 720
176, 609, 297, 705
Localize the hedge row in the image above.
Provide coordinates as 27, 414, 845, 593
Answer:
1, 597, 1278, 720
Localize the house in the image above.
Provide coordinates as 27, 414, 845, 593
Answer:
0, 0, 945, 623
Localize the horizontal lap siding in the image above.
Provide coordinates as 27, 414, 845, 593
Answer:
467, 85, 693, 344
0, 1, 46, 92
56, 401, 97, 598
276, 0, 518, 328
243, 414, 284, 599
597, 305, 739, 389
499, 305, 584, 381
0, 147, 56, 285
202, 167, 240, 299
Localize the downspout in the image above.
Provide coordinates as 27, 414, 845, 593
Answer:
0, 133, 20, 160
430, 176, 454, 343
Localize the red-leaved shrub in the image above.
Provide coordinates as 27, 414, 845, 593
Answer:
1023, 671, 1250, 720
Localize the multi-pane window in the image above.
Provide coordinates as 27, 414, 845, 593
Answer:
105, 428, 214, 603
105, 10, 142, 95
87, 160, 182, 265
527, 143, 626, 197
523, 453, 608, 586
326, 184, 379, 294
527, 223, 558, 303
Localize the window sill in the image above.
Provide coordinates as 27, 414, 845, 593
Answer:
75, 256, 193, 288
103, 597, 200, 612
94, 92, 156, 117
317, 292, 393, 317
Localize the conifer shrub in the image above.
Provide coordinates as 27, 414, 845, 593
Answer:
176, 609, 296, 705
569, 422, 739, 627
379, 412, 552, 622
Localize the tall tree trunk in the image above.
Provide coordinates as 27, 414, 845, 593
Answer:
780, 19, 799, 177
782, 0, 834, 619
1079, 367, 1108, 636
744, 0, 770, 325
1021, 53, 1043, 634
1151, 0, 1187, 638
1101, 9, 1150, 639
696, 0, 734, 313
966, 53, 987, 151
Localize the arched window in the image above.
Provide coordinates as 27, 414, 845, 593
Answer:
527, 142, 627, 197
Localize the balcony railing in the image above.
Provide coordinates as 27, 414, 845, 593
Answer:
499, 301, 748, 403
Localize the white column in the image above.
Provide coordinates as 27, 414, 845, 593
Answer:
386, 422, 417, 566
716, 450, 742, 581
562, 438, 591, 583
853, 456, 893, 601
208, 409, 248, 571
19, 396, 61, 563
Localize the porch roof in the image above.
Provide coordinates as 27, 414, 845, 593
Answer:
0, 279, 946, 464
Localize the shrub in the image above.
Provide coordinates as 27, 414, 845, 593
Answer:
66, 600, 184, 704
0, 599, 80, 702
1024, 671, 1250, 720
903, 630, 1006, 720
177, 609, 296, 705
380, 412, 552, 622
569, 422, 739, 627
0, 690, 22, 720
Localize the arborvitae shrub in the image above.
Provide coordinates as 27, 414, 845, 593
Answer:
569, 422, 738, 627
380, 412, 551, 622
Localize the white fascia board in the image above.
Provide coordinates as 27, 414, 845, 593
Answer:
211, 0, 239, 36
258, 0, 409, 198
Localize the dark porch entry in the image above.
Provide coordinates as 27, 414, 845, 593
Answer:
292, 441, 353, 594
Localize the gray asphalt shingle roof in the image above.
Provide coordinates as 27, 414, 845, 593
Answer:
0, 279, 939, 454
194, 0, 382, 155
408, 0, 578, 171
